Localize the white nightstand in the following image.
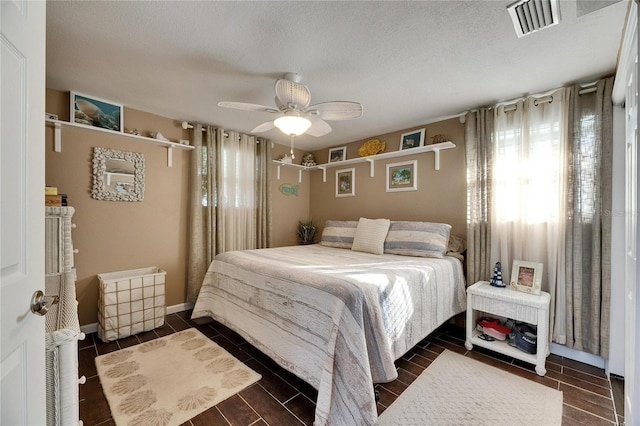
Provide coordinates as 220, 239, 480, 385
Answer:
465, 281, 551, 376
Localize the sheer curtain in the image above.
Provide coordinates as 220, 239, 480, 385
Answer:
186, 126, 272, 303
491, 89, 571, 340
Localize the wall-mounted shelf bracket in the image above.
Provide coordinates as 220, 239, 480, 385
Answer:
53, 122, 62, 152
365, 158, 375, 177
274, 161, 306, 183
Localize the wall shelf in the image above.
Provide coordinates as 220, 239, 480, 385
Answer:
273, 141, 455, 182
45, 118, 194, 167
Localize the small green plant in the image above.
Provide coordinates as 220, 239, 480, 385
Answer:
296, 220, 317, 245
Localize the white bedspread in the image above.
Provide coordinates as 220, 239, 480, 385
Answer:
192, 244, 466, 425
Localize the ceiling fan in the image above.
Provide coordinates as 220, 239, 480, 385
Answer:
218, 72, 363, 158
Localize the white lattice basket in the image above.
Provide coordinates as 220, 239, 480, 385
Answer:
97, 267, 166, 342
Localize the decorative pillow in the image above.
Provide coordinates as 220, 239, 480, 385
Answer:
351, 218, 391, 255
384, 221, 451, 258
320, 220, 359, 249
447, 234, 466, 254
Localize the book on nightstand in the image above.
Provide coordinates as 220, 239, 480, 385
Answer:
45, 193, 68, 206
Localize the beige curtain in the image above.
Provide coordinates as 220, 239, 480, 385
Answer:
563, 77, 613, 357
186, 126, 272, 304
465, 108, 494, 286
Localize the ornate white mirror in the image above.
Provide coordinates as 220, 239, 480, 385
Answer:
91, 147, 145, 201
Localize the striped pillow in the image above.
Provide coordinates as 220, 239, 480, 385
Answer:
384, 221, 451, 258
351, 218, 391, 255
320, 220, 358, 249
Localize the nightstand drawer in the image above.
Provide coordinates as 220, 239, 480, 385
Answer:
471, 294, 540, 324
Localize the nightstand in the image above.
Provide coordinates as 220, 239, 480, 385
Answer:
465, 281, 551, 376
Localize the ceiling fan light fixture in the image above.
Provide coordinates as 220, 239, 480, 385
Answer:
274, 114, 312, 136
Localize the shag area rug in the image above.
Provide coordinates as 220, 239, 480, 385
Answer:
378, 349, 563, 425
95, 328, 261, 426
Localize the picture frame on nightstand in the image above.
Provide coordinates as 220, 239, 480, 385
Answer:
510, 260, 543, 295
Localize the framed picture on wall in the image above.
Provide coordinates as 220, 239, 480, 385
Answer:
510, 260, 543, 295
386, 160, 417, 192
399, 128, 425, 151
71, 91, 123, 132
329, 146, 347, 163
336, 168, 355, 197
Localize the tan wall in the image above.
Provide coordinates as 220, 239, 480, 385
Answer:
309, 118, 467, 238
270, 145, 311, 247
46, 90, 191, 326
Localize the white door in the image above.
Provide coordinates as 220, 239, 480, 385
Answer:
624, 15, 639, 424
1, 1, 47, 424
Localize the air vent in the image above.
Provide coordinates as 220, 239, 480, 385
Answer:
507, 0, 560, 38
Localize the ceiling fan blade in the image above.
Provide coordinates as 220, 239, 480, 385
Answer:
251, 121, 275, 133
274, 79, 311, 109
305, 117, 332, 137
218, 101, 279, 113
306, 101, 363, 120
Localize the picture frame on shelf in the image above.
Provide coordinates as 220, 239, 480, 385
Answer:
510, 260, 543, 295
399, 128, 425, 151
336, 168, 355, 197
386, 160, 417, 192
71, 91, 123, 132
329, 146, 347, 163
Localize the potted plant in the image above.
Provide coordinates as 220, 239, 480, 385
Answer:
296, 220, 317, 245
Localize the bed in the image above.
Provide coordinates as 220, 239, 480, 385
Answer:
191, 219, 467, 425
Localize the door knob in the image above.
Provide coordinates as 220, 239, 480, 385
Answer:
30, 290, 59, 316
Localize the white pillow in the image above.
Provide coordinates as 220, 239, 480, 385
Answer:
351, 218, 391, 255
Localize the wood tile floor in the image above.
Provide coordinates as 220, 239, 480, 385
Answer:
79, 311, 623, 425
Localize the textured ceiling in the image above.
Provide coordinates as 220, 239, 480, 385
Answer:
46, 0, 629, 150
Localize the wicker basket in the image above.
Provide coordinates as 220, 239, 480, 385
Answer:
97, 267, 166, 342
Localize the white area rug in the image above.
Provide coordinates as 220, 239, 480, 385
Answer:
378, 349, 562, 426
95, 328, 261, 426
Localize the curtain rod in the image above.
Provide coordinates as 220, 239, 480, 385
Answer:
462, 84, 601, 117
181, 121, 230, 138
181, 121, 206, 131
181, 121, 270, 143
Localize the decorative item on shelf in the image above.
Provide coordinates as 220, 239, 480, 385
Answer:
430, 134, 448, 145
490, 261, 505, 287
301, 153, 317, 167
46, 113, 58, 120
277, 154, 293, 164
149, 131, 171, 141
71, 92, 122, 132
296, 220, 317, 245
125, 128, 140, 136
179, 140, 190, 145
328, 146, 347, 163
358, 139, 386, 157
399, 128, 425, 151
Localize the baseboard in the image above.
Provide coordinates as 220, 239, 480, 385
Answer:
549, 342, 606, 370
79, 302, 195, 335
166, 302, 194, 315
